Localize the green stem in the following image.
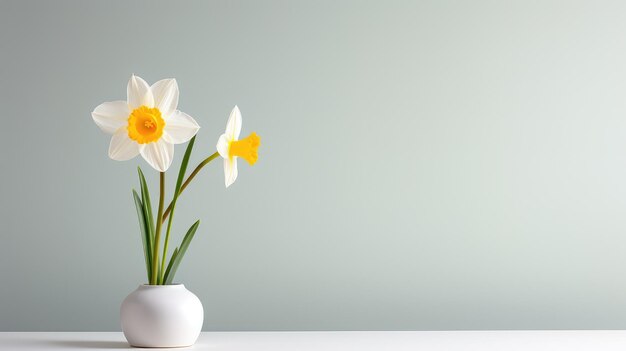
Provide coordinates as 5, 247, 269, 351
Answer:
161, 152, 220, 223
159, 136, 196, 284
161, 213, 174, 280
151, 172, 165, 285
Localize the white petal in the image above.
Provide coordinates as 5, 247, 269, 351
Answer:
225, 105, 242, 140
216, 134, 230, 159
151, 79, 179, 117
162, 110, 200, 144
108, 128, 140, 161
92, 101, 129, 134
140, 139, 174, 172
224, 157, 238, 188
127, 74, 154, 109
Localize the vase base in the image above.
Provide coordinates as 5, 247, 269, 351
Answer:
129, 343, 195, 348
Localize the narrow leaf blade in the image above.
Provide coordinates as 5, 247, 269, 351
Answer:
138, 167, 155, 239
132, 190, 152, 281
175, 135, 195, 197
137, 167, 154, 267
163, 247, 179, 283
163, 220, 200, 284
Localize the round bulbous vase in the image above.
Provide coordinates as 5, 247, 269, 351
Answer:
120, 284, 203, 348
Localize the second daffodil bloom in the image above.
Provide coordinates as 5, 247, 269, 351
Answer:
91, 75, 200, 172
216, 106, 261, 187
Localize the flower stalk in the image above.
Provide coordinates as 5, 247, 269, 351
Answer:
160, 136, 197, 278
151, 172, 166, 285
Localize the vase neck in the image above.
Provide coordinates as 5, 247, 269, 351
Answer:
137, 284, 185, 290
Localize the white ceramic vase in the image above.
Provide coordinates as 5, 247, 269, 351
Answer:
120, 284, 203, 348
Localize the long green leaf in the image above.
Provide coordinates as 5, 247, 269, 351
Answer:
163, 247, 179, 283
137, 167, 155, 274
137, 167, 156, 282
138, 167, 155, 240
163, 220, 200, 285
157, 258, 163, 285
132, 190, 152, 281
175, 135, 195, 198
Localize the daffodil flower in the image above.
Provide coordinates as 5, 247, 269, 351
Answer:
216, 106, 261, 187
92, 75, 200, 172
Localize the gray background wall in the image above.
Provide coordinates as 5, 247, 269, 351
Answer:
2, 0, 626, 331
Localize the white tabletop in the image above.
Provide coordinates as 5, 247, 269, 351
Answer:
2, 331, 626, 350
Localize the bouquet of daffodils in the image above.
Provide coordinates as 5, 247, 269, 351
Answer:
91, 75, 260, 285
